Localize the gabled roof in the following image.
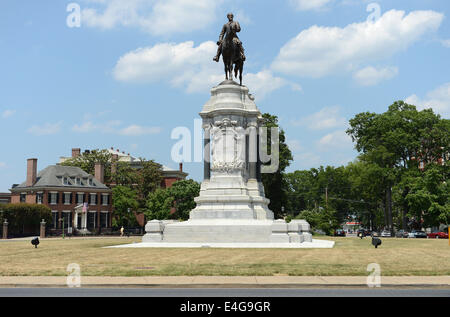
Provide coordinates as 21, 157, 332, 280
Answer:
11, 165, 109, 191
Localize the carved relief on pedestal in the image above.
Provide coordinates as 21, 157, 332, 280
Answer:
210, 118, 246, 174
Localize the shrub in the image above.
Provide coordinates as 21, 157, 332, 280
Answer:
1, 204, 51, 235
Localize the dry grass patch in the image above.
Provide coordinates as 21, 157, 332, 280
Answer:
0, 237, 449, 276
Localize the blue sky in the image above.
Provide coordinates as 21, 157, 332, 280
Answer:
1, 0, 449, 192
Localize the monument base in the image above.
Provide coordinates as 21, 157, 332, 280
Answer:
134, 218, 329, 248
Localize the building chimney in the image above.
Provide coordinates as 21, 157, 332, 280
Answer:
94, 162, 104, 184
72, 148, 81, 158
179, 163, 183, 172
111, 154, 119, 175
26, 158, 38, 187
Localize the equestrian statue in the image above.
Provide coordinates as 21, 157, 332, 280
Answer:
213, 13, 246, 86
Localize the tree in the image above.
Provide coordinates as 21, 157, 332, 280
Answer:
112, 161, 139, 187
144, 188, 173, 220
261, 113, 293, 218
168, 180, 201, 220
404, 163, 449, 228
294, 209, 339, 235
347, 101, 448, 232
111, 186, 139, 228
136, 159, 163, 205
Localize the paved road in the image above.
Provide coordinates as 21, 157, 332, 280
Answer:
0, 287, 449, 297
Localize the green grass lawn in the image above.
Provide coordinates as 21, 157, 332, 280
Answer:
0, 236, 449, 276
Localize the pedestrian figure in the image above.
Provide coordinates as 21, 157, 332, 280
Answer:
120, 226, 124, 237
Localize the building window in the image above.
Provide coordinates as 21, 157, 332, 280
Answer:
52, 211, 58, 229
36, 193, 43, 204
102, 194, 109, 206
101, 212, 109, 228
63, 177, 69, 185
90, 193, 97, 205
77, 193, 84, 205
88, 178, 93, 186
50, 193, 58, 205
87, 212, 96, 229
76, 178, 81, 185
20, 193, 26, 203
62, 211, 72, 229
64, 193, 71, 205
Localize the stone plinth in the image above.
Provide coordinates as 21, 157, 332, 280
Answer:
40, 219, 46, 239
2, 220, 8, 239
140, 81, 318, 247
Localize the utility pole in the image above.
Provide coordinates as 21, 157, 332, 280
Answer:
325, 186, 328, 210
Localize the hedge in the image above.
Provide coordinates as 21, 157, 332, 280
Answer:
0, 204, 52, 235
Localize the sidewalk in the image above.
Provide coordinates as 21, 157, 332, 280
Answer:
0, 276, 449, 288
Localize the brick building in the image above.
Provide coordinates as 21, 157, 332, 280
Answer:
10, 158, 112, 234
0, 193, 11, 205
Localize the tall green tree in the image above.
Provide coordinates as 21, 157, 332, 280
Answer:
168, 180, 201, 221
136, 159, 163, 205
261, 113, 293, 218
144, 188, 174, 220
111, 186, 139, 228
347, 101, 448, 232
112, 161, 139, 187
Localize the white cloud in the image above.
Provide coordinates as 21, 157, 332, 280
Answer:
317, 130, 353, 149
289, 0, 333, 11
441, 39, 450, 48
293, 106, 346, 130
245, 70, 298, 100
0, 162, 6, 168
81, 0, 220, 35
27, 122, 62, 136
72, 120, 160, 136
72, 120, 121, 133
353, 66, 398, 86
114, 41, 294, 99
119, 125, 162, 136
272, 10, 443, 78
114, 41, 217, 85
405, 82, 450, 117
1, 110, 15, 118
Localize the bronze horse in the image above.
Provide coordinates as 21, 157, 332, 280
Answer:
221, 30, 244, 86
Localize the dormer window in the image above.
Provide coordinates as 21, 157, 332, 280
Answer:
76, 177, 81, 185
88, 178, 93, 186
63, 177, 69, 185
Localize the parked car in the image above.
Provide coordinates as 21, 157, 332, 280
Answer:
395, 230, 409, 238
427, 231, 449, 239
334, 229, 346, 237
409, 230, 427, 238
357, 228, 371, 238
380, 230, 392, 237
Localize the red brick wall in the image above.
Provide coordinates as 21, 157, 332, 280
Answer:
162, 177, 179, 189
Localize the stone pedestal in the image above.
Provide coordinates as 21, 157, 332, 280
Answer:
143, 80, 312, 246
2, 220, 8, 240
40, 219, 46, 239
